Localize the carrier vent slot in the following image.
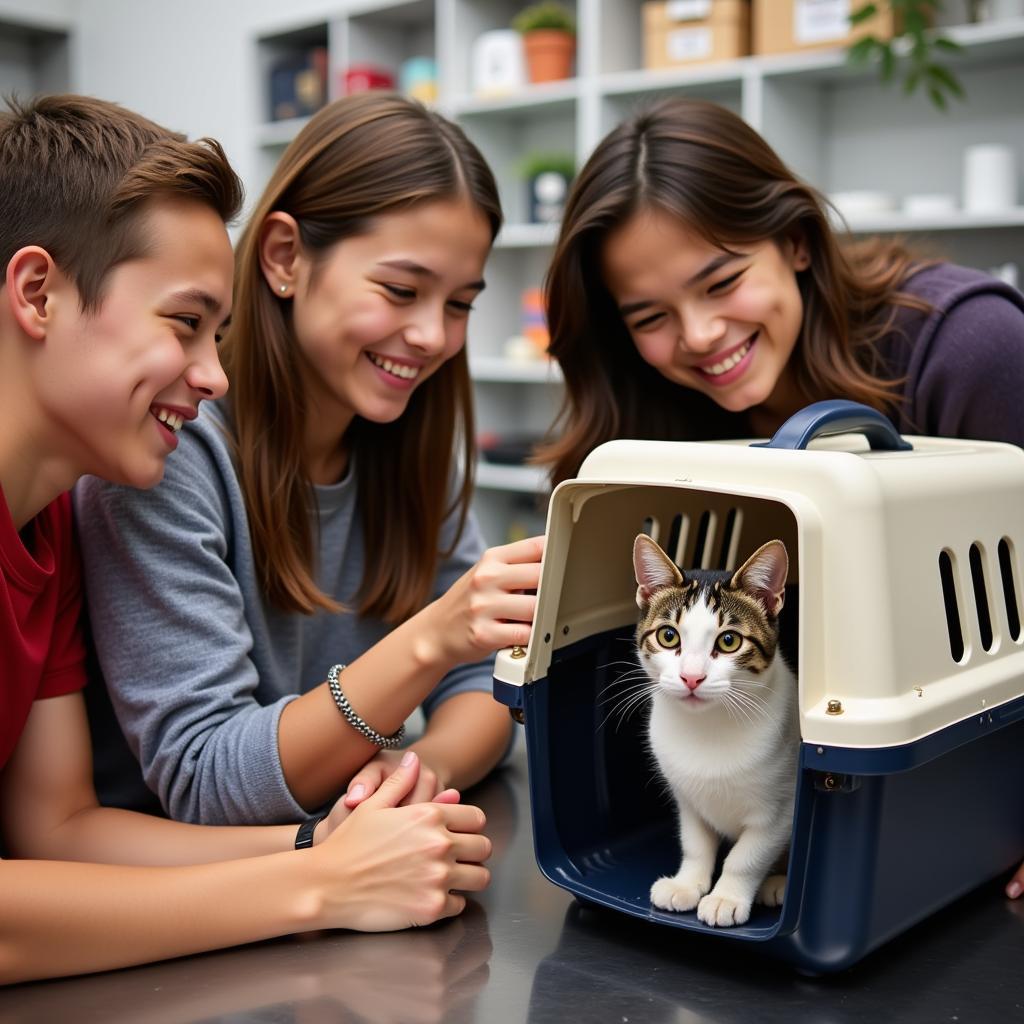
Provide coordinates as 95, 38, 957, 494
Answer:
690, 510, 715, 569
969, 543, 994, 652
938, 550, 965, 663
717, 507, 740, 570
666, 513, 690, 568
640, 516, 659, 542
998, 538, 1021, 642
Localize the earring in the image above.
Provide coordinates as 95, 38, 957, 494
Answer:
279, 283, 288, 294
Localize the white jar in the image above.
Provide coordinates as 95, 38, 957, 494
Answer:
962, 144, 1018, 212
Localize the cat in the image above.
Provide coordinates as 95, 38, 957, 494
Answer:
632, 532, 799, 928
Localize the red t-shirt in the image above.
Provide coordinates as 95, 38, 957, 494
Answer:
0, 488, 87, 772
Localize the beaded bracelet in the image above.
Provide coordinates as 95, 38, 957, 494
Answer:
326, 663, 405, 750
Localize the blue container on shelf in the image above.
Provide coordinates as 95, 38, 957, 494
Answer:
494, 402, 1024, 972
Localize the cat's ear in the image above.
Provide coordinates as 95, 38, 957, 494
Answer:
731, 540, 789, 617
633, 534, 683, 609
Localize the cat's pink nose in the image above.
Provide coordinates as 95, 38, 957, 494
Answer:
681, 674, 706, 691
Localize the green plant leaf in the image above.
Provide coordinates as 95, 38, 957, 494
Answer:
880, 45, 896, 82
846, 36, 879, 64
518, 151, 576, 179
904, 9, 926, 34
845, 0, 968, 112
512, 2, 576, 35
849, 2, 879, 25
926, 63, 965, 98
927, 84, 948, 110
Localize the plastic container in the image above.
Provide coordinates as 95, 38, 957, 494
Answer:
494, 401, 1024, 972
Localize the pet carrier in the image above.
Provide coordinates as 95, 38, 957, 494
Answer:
495, 401, 1024, 972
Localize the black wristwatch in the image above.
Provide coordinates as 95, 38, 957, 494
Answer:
295, 813, 327, 850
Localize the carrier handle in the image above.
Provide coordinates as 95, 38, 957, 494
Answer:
752, 400, 913, 452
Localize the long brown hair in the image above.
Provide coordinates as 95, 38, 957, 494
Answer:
222, 94, 501, 622
539, 97, 930, 485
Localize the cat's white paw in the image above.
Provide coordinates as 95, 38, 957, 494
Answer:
757, 874, 786, 907
650, 876, 705, 913
696, 893, 752, 927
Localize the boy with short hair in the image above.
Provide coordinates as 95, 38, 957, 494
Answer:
0, 95, 490, 985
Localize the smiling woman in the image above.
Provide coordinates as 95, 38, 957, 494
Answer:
536, 95, 1024, 903
538, 97, 1024, 484
75, 93, 544, 830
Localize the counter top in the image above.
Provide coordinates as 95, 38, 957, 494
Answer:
3, 744, 1024, 1023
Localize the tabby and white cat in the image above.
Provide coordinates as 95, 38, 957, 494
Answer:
632, 533, 798, 928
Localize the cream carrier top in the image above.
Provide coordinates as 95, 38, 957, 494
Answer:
495, 402, 1024, 750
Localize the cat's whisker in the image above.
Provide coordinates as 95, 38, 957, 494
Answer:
615, 685, 659, 717
597, 682, 653, 707
596, 683, 660, 732
597, 671, 653, 695
721, 690, 756, 727
598, 658, 647, 673
727, 688, 771, 720
727, 688, 787, 737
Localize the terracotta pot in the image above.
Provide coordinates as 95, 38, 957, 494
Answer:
523, 29, 575, 83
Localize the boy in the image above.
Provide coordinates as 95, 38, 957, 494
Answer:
0, 95, 490, 985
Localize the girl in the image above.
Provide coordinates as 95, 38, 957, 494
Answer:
540, 96, 1024, 487
538, 96, 1024, 900
76, 93, 543, 826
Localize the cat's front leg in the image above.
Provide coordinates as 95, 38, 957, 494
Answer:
650, 806, 718, 913
697, 826, 788, 927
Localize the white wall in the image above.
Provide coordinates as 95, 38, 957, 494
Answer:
0, 0, 73, 28
71, 0, 354, 209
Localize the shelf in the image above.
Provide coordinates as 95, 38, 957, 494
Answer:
839, 207, 1024, 234
256, 116, 313, 147
449, 78, 579, 118
601, 60, 747, 97
494, 222, 559, 248
470, 357, 562, 383
475, 461, 549, 493
753, 17, 1024, 85
243, 2, 1024, 546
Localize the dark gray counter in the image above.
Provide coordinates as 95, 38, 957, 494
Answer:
3, 745, 1024, 1023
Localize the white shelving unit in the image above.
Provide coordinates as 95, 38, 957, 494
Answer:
251, 3, 1024, 545
0, 13, 71, 98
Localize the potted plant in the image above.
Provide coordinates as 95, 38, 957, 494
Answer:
512, 2, 576, 84
520, 152, 575, 224
848, 0, 965, 110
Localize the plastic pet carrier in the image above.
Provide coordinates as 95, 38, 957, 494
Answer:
494, 401, 1024, 972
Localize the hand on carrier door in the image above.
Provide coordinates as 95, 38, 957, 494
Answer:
421, 535, 545, 669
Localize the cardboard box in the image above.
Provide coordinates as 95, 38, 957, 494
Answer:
753, 0, 896, 56
643, 0, 751, 70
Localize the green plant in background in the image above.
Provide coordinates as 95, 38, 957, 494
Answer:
847, 0, 965, 110
512, 2, 577, 35
518, 151, 575, 180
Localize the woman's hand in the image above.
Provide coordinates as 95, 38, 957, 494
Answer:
1007, 860, 1024, 900
420, 535, 544, 670
341, 750, 454, 810
312, 751, 491, 932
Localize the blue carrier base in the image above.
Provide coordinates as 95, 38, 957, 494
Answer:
496, 626, 1024, 973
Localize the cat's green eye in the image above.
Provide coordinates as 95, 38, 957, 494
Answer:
716, 631, 742, 654
655, 625, 680, 649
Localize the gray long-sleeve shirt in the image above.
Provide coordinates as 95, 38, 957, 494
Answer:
75, 401, 494, 825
